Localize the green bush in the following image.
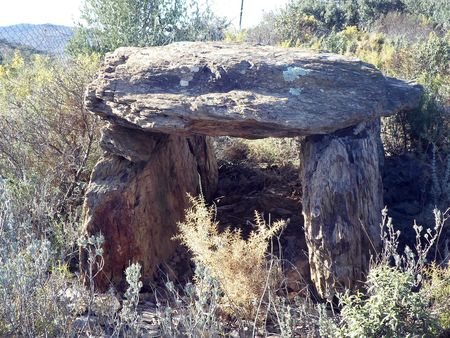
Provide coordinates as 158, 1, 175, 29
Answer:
425, 264, 450, 329
0, 180, 75, 336
318, 208, 448, 337
275, 2, 326, 45
402, 0, 450, 29
68, 0, 228, 55
157, 264, 224, 337
0, 181, 144, 336
275, 0, 448, 34
334, 266, 441, 337
0, 52, 101, 232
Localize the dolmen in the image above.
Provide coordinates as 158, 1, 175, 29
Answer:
83, 42, 422, 298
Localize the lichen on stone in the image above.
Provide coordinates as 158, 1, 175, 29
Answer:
180, 79, 189, 87
190, 66, 200, 72
283, 66, 311, 82
289, 88, 302, 96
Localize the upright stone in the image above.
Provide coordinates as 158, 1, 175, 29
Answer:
81, 125, 217, 291
299, 120, 383, 298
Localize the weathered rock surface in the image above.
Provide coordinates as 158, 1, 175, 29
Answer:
300, 120, 383, 298
82, 42, 423, 296
86, 42, 422, 138
81, 126, 217, 291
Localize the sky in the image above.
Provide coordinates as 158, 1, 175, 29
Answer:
0, 0, 289, 28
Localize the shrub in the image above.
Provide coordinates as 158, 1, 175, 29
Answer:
163, 226, 319, 336
393, 32, 450, 150
334, 266, 441, 337
243, 138, 300, 167
157, 264, 224, 337
261, 1, 449, 153
0, 178, 141, 337
240, 12, 282, 45
372, 12, 437, 42
319, 208, 448, 337
176, 194, 285, 317
308, 27, 449, 153
425, 264, 450, 329
68, 0, 228, 55
430, 145, 450, 209
115, 263, 144, 336
274, 0, 406, 39
269, 294, 320, 337
275, 3, 323, 46
0, 181, 144, 337
218, 137, 300, 168
0, 52, 101, 236
0, 178, 76, 336
402, 0, 450, 29
153, 199, 450, 336
357, 0, 406, 27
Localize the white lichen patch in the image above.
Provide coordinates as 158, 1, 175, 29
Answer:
289, 88, 302, 96
180, 80, 190, 87
190, 66, 200, 72
283, 66, 311, 82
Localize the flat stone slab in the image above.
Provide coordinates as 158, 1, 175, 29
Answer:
86, 42, 422, 138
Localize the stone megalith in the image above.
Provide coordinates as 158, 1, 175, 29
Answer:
84, 42, 422, 296
81, 126, 217, 291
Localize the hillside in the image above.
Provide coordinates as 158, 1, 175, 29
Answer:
0, 38, 44, 63
0, 23, 73, 56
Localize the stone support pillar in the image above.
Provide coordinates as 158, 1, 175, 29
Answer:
299, 120, 383, 298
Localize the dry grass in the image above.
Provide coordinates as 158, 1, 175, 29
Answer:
218, 137, 300, 168
175, 194, 285, 317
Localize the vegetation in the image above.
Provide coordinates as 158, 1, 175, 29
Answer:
68, 0, 228, 54
0, 38, 45, 64
319, 208, 448, 337
0, 186, 143, 336
155, 197, 449, 337
426, 263, 450, 329
0, 0, 449, 336
0, 52, 101, 236
217, 137, 300, 168
176, 195, 285, 317
314, 28, 449, 152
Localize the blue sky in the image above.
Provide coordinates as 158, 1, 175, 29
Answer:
0, 0, 289, 28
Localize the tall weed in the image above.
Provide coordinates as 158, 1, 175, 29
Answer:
176, 194, 285, 317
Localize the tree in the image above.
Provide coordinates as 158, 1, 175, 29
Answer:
403, 0, 450, 29
68, 0, 228, 55
357, 0, 405, 27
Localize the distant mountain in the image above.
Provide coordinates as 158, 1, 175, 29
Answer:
0, 38, 44, 63
0, 23, 74, 56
